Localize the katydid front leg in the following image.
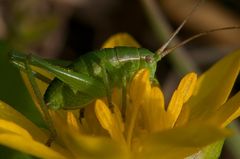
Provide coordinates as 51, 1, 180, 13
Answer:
121, 76, 127, 120
100, 62, 115, 111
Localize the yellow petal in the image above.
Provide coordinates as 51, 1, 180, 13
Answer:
95, 100, 125, 144
176, 72, 197, 103
166, 91, 184, 128
62, 130, 128, 159
0, 119, 32, 139
129, 69, 151, 106
52, 111, 128, 159
101, 33, 140, 48
178, 50, 240, 124
0, 101, 47, 142
112, 104, 125, 133
139, 123, 231, 159
125, 69, 151, 145
149, 86, 165, 110
209, 91, 240, 127
67, 111, 81, 132
95, 100, 113, 130
0, 133, 66, 159
167, 73, 197, 128
141, 86, 167, 132
0, 102, 68, 156
84, 103, 107, 135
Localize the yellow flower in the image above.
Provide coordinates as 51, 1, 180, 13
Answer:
0, 33, 239, 159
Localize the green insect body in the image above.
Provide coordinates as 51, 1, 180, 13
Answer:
45, 47, 157, 110
11, 47, 158, 110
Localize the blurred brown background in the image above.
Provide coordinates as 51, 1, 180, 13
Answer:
1, 0, 239, 56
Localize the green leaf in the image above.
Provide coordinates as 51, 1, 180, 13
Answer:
0, 145, 37, 159
0, 41, 44, 127
186, 140, 224, 159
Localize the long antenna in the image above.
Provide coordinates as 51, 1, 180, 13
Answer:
160, 26, 240, 58
155, 0, 204, 56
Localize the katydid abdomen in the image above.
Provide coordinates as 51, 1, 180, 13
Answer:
44, 47, 157, 110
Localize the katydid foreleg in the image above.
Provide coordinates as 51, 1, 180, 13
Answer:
100, 62, 115, 111
11, 59, 52, 84
121, 76, 127, 120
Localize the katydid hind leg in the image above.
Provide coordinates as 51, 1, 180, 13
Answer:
10, 51, 71, 67
11, 52, 106, 97
24, 55, 57, 146
11, 57, 52, 84
31, 55, 106, 97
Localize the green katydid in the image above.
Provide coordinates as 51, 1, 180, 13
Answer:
10, 27, 240, 110
9, 0, 240, 145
